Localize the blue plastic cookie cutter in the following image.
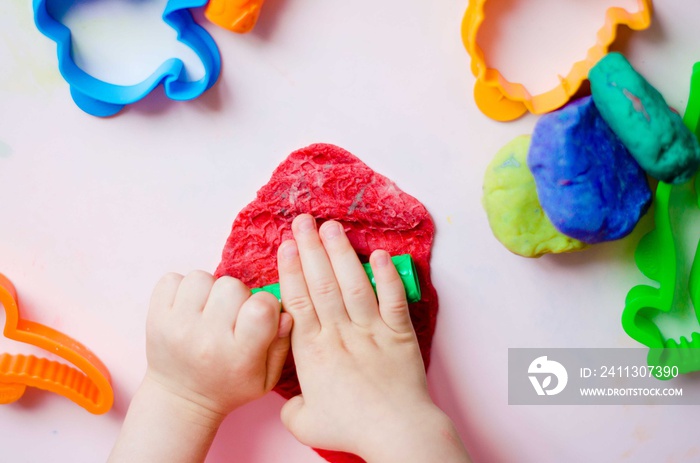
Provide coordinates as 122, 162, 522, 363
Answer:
33, 0, 222, 117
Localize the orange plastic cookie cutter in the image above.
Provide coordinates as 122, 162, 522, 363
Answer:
461, 0, 653, 121
205, 0, 265, 33
0, 274, 113, 414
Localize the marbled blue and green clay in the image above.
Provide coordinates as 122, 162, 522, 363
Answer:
590, 52, 700, 184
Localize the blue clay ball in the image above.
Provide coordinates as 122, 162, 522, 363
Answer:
528, 96, 652, 244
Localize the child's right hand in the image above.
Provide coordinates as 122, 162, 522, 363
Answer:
277, 214, 470, 463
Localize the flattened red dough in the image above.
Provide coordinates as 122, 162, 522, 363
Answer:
215, 143, 438, 463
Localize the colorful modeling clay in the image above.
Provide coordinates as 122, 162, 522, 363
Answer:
0, 274, 113, 414
461, 0, 652, 121
528, 96, 651, 244
482, 135, 587, 257
205, 0, 265, 33
33, 0, 221, 117
216, 143, 437, 463
590, 53, 700, 184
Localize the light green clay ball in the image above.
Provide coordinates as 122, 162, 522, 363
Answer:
482, 135, 587, 257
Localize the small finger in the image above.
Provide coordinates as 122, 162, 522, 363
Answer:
149, 272, 184, 313
233, 291, 281, 357
202, 276, 251, 328
319, 221, 379, 327
147, 273, 183, 335
171, 270, 215, 314
292, 214, 349, 325
370, 250, 413, 334
264, 313, 293, 391
278, 239, 321, 340
277, 311, 294, 338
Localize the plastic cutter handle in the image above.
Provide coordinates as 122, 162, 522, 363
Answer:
251, 253, 422, 303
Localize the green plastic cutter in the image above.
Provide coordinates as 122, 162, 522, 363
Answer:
251, 253, 421, 303
622, 62, 700, 376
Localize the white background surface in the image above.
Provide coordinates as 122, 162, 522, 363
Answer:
1, 0, 699, 461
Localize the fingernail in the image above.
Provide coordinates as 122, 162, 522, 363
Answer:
297, 215, 315, 232
374, 250, 390, 267
280, 240, 298, 259
321, 221, 342, 239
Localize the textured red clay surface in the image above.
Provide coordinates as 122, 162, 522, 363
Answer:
216, 143, 438, 463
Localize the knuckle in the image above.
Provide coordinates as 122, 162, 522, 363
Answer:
311, 278, 338, 298
384, 299, 409, 315
343, 281, 370, 301
283, 294, 314, 314
251, 290, 281, 308
154, 322, 187, 350
215, 275, 248, 294
379, 269, 402, 287
160, 272, 183, 284
305, 342, 327, 360
245, 294, 278, 316
191, 338, 220, 365
187, 269, 214, 283
187, 270, 211, 278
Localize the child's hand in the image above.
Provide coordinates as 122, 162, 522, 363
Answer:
110, 271, 292, 463
277, 214, 470, 463
144, 270, 292, 419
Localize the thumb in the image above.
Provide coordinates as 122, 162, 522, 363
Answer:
280, 394, 306, 435
265, 313, 293, 390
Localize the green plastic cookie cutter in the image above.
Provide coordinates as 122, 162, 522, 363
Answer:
252, 254, 422, 303
684, 61, 700, 138
622, 62, 700, 377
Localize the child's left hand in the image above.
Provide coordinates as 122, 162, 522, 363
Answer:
145, 270, 293, 419
109, 271, 292, 463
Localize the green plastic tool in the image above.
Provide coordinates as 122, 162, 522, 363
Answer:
684, 62, 700, 138
251, 254, 422, 303
622, 62, 700, 377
